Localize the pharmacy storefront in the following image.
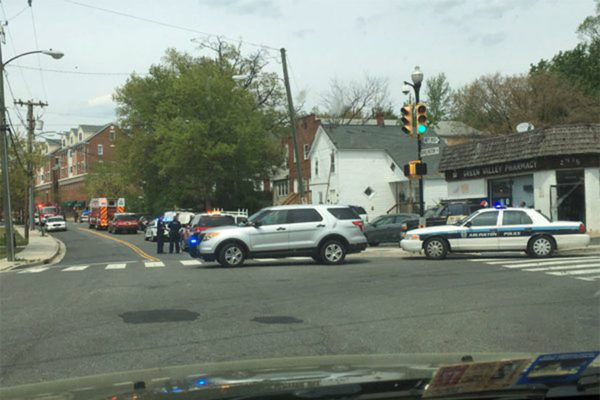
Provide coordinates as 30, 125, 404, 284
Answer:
438, 124, 600, 233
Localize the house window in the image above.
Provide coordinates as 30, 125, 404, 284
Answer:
330, 152, 335, 173
62, 139, 65, 147
109, 131, 116, 141
390, 163, 396, 171
284, 144, 289, 165
318, 191, 323, 204
68, 149, 72, 158
364, 186, 374, 197
70, 136, 73, 144
315, 159, 319, 177
276, 181, 288, 197
79, 133, 82, 141
303, 144, 309, 160
69, 166, 73, 174
97, 144, 103, 156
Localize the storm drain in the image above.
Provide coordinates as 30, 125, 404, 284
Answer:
119, 309, 199, 324
252, 316, 303, 324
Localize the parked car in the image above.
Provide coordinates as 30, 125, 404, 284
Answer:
79, 209, 90, 223
144, 218, 170, 241
401, 206, 590, 259
181, 212, 243, 251
364, 213, 419, 246
108, 213, 139, 234
188, 205, 367, 267
412, 201, 486, 228
45, 215, 67, 232
349, 205, 368, 223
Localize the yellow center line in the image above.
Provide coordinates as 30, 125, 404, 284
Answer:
78, 228, 160, 262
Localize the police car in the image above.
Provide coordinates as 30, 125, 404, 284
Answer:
400, 206, 590, 259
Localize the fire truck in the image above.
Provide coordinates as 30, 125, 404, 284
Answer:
35, 203, 60, 225
88, 197, 125, 230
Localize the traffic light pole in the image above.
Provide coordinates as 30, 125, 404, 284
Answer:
413, 82, 425, 217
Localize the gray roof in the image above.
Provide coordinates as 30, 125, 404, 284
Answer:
79, 124, 108, 134
322, 124, 445, 176
433, 121, 488, 138
439, 123, 600, 171
45, 138, 61, 145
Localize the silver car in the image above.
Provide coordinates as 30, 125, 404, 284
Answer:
189, 205, 368, 266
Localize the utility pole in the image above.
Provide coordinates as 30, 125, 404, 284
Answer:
280, 48, 304, 200
14, 99, 47, 240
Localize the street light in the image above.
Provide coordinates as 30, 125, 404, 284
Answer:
403, 66, 425, 217
0, 47, 64, 261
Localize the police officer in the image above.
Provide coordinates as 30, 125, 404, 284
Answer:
156, 217, 165, 254
168, 215, 182, 254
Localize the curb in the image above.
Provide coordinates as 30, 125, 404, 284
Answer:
6, 235, 64, 271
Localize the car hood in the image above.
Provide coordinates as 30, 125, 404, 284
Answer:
0, 353, 535, 400
407, 224, 460, 236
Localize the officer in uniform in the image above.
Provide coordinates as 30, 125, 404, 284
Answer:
156, 217, 165, 254
168, 215, 182, 254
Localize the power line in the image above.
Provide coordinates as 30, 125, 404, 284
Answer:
6, 64, 146, 76
5, 111, 28, 172
29, 5, 49, 103
0, 2, 34, 97
3, 71, 29, 127
5, 5, 27, 21
64, 0, 279, 51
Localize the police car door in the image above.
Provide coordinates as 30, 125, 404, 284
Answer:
458, 210, 500, 251
497, 210, 534, 250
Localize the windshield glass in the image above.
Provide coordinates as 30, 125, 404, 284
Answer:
2, 1, 598, 393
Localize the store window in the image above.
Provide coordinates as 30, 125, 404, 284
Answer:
553, 169, 585, 223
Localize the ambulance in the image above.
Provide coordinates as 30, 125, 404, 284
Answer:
88, 197, 125, 230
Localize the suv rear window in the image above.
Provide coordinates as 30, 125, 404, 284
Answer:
349, 205, 366, 215
327, 207, 360, 220
116, 215, 137, 221
289, 208, 323, 223
197, 215, 235, 227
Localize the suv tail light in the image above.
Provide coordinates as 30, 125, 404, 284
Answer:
352, 220, 364, 232
194, 226, 208, 233
579, 223, 586, 233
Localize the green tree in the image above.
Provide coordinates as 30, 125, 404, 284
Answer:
424, 72, 452, 128
113, 41, 285, 214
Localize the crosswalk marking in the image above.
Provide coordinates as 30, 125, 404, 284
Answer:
547, 268, 600, 276
468, 258, 505, 262
577, 275, 600, 282
18, 267, 48, 273
485, 256, 598, 265
144, 261, 164, 268
500, 258, 600, 269
523, 263, 600, 272
180, 260, 202, 266
62, 265, 89, 272
105, 263, 127, 270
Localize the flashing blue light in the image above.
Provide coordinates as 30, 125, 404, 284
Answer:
418, 125, 427, 134
190, 238, 198, 245
195, 378, 207, 386
493, 202, 506, 209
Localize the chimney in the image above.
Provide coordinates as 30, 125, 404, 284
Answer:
376, 112, 384, 127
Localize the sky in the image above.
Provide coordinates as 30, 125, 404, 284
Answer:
0, 0, 595, 137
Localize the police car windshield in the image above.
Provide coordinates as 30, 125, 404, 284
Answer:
458, 210, 482, 225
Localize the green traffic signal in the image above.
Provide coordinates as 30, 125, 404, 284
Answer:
418, 124, 427, 134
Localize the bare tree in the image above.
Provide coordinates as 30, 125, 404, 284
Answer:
321, 74, 392, 125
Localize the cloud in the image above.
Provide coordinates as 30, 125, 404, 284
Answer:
293, 29, 315, 39
87, 94, 113, 106
480, 31, 507, 46
198, 0, 282, 18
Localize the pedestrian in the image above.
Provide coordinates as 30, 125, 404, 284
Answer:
519, 201, 526, 208
168, 215, 182, 254
73, 207, 79, 223
156, 217, 165, 254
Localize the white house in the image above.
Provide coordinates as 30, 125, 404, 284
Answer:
308, 122, 448, 220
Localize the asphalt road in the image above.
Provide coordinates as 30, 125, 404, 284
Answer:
1, 221, 599, 388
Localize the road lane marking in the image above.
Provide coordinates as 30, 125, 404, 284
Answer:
523, 263, 600, 272
112, 381, 133, 387
145, 261, 164, 268
62, 265, 89, 271
485, 256, 599, 265
105, 263, 127, 270
498, 258, 600, 269
468, 258, 505, 262
546, 268, 600, 276
18, 267, 48, 273
180, 260, 202, 266
577, 276, 600, 282
78, 228, 159, 262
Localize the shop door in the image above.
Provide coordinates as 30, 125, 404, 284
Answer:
551, 170, 585, 223
489, 179, 512, 207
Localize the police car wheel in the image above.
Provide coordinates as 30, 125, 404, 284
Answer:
528, 236, 555, 258
218, 242, 246, 267
424, 238, 448, 260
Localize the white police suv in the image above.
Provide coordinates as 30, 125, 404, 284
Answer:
401, 207, 590, 259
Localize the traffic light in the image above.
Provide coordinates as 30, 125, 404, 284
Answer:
416, 102, 427, 135
403, 160, 428, 179
400, 105, 413, 136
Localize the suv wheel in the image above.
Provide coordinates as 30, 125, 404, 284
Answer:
528, 235, 554, 258
424, 237, 448, 260
320, 240, 346, 265
218, 242, 245, 267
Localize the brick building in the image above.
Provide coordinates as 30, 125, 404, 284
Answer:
272, 114, 321, 204
34, 123, 121, 210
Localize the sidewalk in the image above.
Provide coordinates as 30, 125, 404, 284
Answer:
0, 226, 61, 271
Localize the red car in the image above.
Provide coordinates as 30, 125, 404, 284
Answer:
108, 213, 138, 234
180, 213, 240, 251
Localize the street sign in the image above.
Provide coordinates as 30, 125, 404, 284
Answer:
423, 136, 440, 144
421, 146, 440, 157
